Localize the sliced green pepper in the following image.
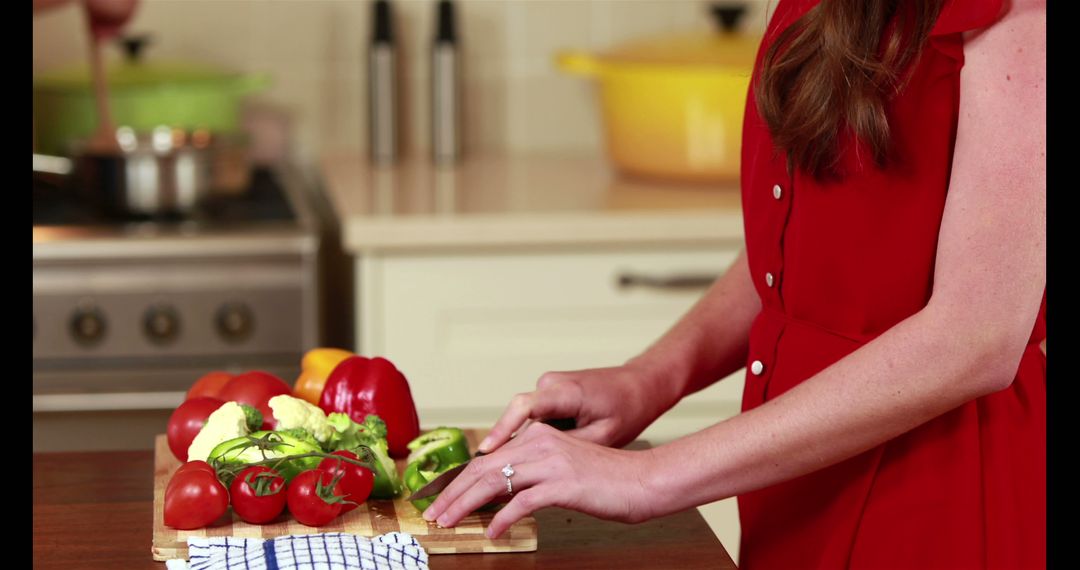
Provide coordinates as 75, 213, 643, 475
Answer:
403, 428, 471, 512
403, 460, 459, 512
405, 427, 471, 472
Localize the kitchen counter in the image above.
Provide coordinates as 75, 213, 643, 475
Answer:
33, 449, 737, 569
319, 152, 744, 253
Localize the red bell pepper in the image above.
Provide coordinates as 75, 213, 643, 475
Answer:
317, 356, 421, 458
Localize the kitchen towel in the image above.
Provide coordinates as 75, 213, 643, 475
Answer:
164, 532, 428, 570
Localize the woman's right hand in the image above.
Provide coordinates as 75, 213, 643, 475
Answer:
478, 362, 675, 453
32, 1, 139, 38
83, 0, 139, 39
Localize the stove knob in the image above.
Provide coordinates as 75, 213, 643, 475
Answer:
70, 306, 107, 347
216, 302, 254, 343
144, 304, 181, 345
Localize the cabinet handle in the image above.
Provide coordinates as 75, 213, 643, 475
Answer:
32, 391, 186, 412
616, 272, 719, 290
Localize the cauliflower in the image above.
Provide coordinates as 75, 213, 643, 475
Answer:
268, 395, 333, 443
187, 401, 250, 463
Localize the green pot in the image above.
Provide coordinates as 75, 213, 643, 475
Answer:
33, 55, 270, 156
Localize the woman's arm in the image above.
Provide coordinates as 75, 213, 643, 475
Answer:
628, 248, 762, 406
644, 0, 1046, 516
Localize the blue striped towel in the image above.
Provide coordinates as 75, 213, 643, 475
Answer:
164, 532, 429, 570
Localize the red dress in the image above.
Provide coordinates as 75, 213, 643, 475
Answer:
737, 0, 1046, 568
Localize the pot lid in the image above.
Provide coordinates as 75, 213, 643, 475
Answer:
595, 3, 761, 71
601, 33, 760, 70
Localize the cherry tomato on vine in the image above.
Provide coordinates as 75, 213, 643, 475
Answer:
286, 469, 347, 527
229, 466, 287, 524
317, 451, 375, 513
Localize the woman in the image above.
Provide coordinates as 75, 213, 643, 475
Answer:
423, 0, 1046, 567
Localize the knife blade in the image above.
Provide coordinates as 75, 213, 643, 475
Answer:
405, 418, 576, 502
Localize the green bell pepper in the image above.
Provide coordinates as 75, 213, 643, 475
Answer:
207, 429, 323, 485
402, 427, 474, 512
406, 427, 471, 472
403, 460, 458, 512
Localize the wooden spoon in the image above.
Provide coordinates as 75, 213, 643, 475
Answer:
82, 0, 139, 155
84, 31, 121, 154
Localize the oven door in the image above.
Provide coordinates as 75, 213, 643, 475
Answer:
32, 253, 318, 452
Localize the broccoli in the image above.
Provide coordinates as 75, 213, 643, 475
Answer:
239, 404, 263, 432
326, 413, 402, 498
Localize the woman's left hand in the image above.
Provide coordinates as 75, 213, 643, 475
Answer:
420, 422, 658, 538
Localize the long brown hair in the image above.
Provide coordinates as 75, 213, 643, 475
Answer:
755, 0, 944, 179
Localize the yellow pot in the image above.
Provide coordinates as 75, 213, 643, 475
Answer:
558, 29, 760, 184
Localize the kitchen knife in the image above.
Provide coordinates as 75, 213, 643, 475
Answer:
405, 418, 576, 502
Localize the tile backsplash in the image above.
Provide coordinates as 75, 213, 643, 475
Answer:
33, 0, 772, 165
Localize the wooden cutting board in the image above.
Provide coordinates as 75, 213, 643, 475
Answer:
151, 429, 537, 561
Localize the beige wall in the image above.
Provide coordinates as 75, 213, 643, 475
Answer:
33, 0, 771, 165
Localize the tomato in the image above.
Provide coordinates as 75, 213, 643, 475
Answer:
167, 397, 225, 461
166, 461, 220, 498
317, 451, 374, 513
229, 466, 287, 524
164, 464, 229, 530
217, 371, 292, 430
169, 461, 217, 484
186, 371, 234, 400
286, 469, 346, 527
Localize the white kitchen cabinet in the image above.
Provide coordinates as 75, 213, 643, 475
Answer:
355, 243, 746, 441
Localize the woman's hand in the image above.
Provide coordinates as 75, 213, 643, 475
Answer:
422, 422, 658, 538
32, 1, 139, 38
83, 0, 139, 39
477, 362, 676, 454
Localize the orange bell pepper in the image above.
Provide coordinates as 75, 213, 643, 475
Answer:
293, 348, 354, 404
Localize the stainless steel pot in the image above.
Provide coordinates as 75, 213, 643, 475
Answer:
33, 126, 249, 217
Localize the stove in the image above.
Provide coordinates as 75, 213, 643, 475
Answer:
33, 164, 323, 451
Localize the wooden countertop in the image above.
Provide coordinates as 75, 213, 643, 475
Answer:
34, 449, 737, 569
319, 152, 744, 254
